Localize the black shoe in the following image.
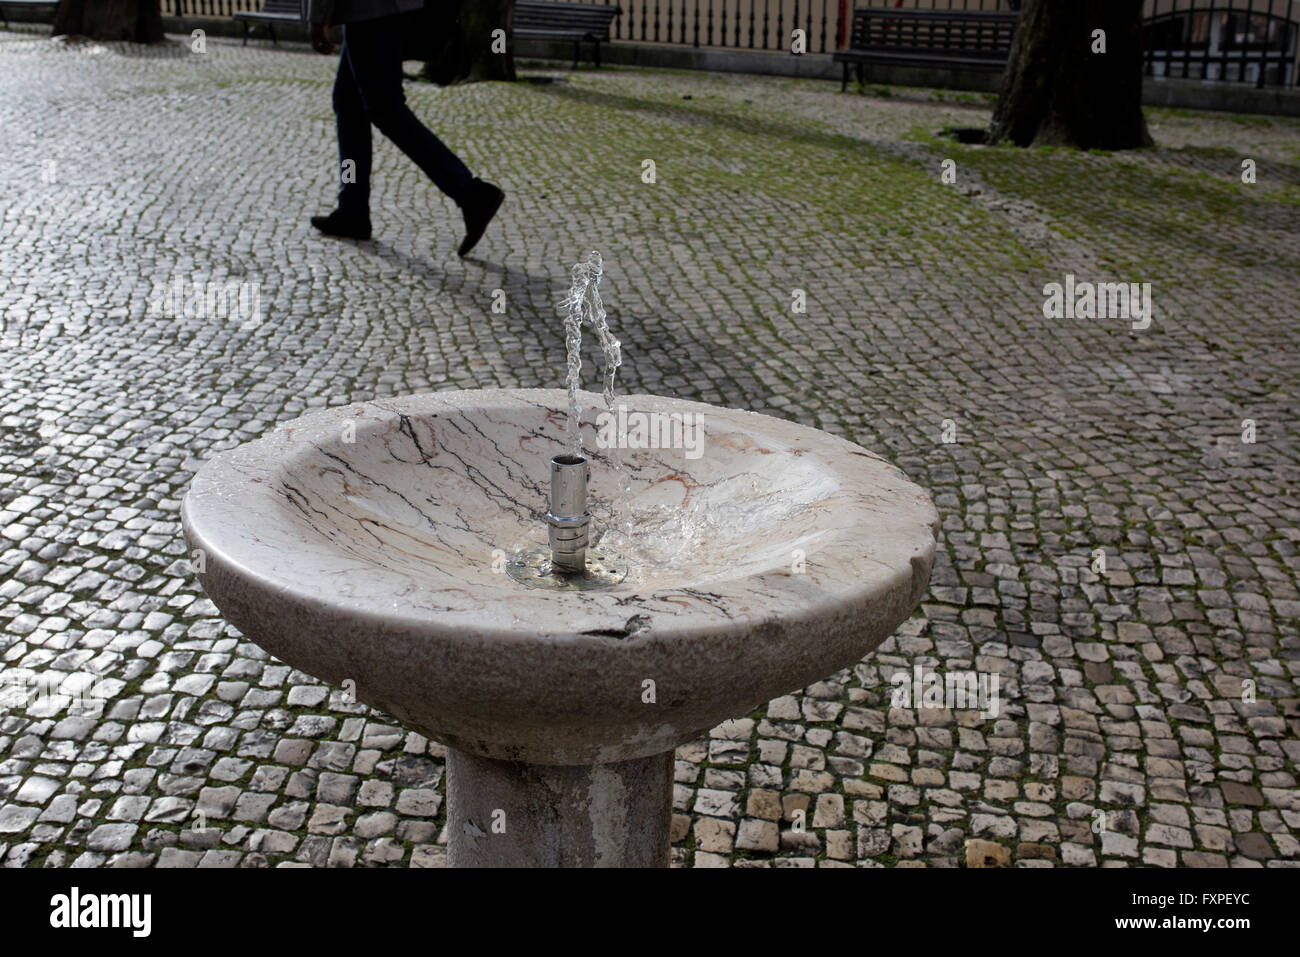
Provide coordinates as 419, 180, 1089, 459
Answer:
311, 210, 372, 240
457, 179, 504, 257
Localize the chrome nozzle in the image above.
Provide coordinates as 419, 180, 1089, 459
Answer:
547, 454, 590, 574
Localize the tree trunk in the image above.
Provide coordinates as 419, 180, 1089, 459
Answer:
421, 0, 516, 85
990, 0, 1152, 150
53, 0, 164, 43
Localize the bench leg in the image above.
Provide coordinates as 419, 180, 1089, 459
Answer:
572, 39, 580, 70
594, 40, 601, 69
269, 23, 278, 47
841, 62, 848, 92
242, 23, 249, 46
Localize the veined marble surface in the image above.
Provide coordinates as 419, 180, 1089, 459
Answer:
182, 389, 938, 764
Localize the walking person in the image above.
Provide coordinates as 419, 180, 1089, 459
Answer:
306, 0, 505, 257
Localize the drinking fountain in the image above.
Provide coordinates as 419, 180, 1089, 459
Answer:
181, 387, 938, 866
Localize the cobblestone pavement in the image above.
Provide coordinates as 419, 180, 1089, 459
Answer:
1, 27, 1298, 868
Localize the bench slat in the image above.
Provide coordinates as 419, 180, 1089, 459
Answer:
513, 1, 620, 68
835, 8, 1019, 89
836, 49, 1008, 71
515, 2, 620, 38
849, 9, 1016, 55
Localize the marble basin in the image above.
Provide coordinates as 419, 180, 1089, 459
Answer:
182, 388, 937, 865
183, 387, 937, 763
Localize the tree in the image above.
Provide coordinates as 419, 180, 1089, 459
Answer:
990, 0, 1152, 150
52, 0, 163, 43
420, 0, 517, 85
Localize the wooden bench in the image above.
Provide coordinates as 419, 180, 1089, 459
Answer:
514, 1, 620, 69
234, 0, 303, 47
0, 0, 57, 30
834, 8, 1018, 92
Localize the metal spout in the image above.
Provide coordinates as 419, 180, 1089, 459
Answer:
547, 454, 590, 574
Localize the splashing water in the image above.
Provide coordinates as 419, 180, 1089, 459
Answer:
585, 265, 622, 417
558, 250, 631, 527
558, 250, 622, 455
559, 256, 594, 458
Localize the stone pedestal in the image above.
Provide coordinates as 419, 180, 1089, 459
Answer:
446, 748, 674, 867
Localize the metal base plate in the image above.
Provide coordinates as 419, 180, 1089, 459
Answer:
505, 545, 629, 591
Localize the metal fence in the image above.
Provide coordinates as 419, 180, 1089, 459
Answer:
168, 0, 262, 15
1144, 0, 1297, 87
613, 0, 840, 52
165, 0, 1299, 86
164, 0, 849, 52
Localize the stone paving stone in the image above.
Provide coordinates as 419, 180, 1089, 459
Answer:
156, 848, 202, 868
735, 818, 779, 853
0, 28, 1297, 869
965, 838, 1011, 868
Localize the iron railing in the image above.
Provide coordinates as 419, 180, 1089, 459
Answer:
615, 0, 843, 53
161, 0, 1012, 54
1144, 0, 1296, 87
168, 0, 264, 14
571, 0, 1011, 51
164, 0, 1299, 86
